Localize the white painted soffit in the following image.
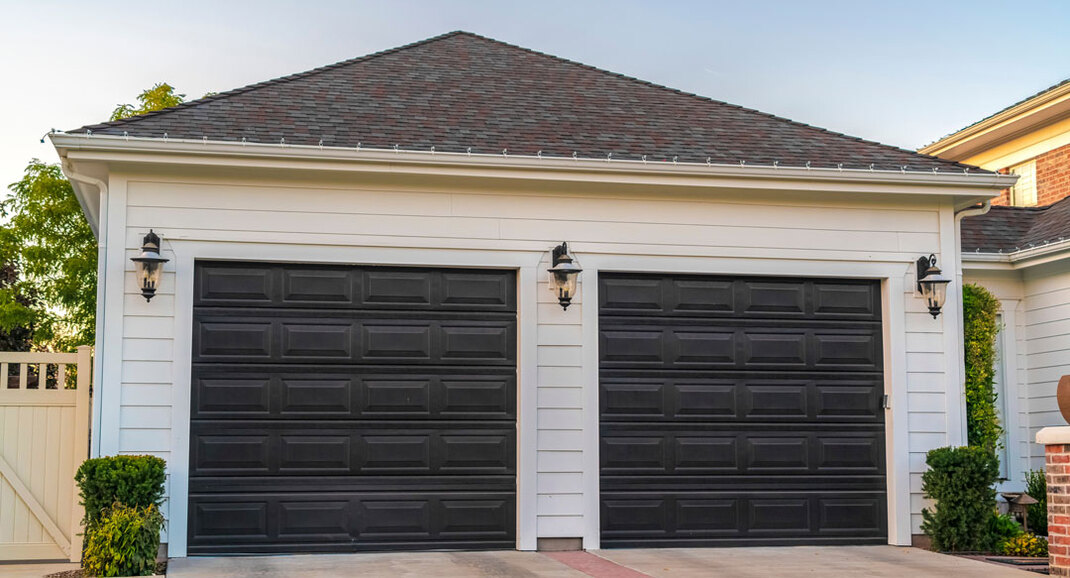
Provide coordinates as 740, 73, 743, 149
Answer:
52, 133, 1013, 199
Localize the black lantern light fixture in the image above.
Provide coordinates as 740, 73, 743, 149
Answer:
916, 253, 951, 318
548, 242, 582, 310
131, 230, 169, 302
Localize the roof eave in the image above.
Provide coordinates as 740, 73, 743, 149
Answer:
920, 82, 1070, 161
51, 134, 1014, 203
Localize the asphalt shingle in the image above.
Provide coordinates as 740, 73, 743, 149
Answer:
72, 31, 979, 172
961, 196, 1070, 253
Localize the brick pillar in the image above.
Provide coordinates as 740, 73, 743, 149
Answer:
1039, 428, 1070, 577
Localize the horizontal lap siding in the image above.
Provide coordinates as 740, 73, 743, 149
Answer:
1024, 270, 1070, 471
114, 178, 951, 543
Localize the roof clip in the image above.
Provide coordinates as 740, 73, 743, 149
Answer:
319, 139, 324, 149
740, 159, 746, 168
706, 157, 712, 167
357, 141, 361, 151
85, 129, 92, 138
280, 137, 286, 147
837, 163, 843, 171
643, 155, 648, 164
869, 163, 875, 171
805, 161, 811, 170
573, 151, 578, 160
606, 152, 612, 162
933, 167, 939, 174
163, 132, 168, 142
123, 131, 129, 141
241, 137, 247, 146
773, 160, 779, 169
537, 150, 542, 159
430, 145, 435, 154
901, 165, 907, 173
394, 144, 399, 153
203, 136, 209, 145
673, 156, 678, 165
467, 147, 471, 156
502, 148, 508, 157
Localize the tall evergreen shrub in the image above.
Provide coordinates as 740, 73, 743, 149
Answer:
962, 284, 1002, 452
920, 446, 1000, 551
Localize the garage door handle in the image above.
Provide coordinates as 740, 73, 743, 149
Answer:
882, 394, 891, 410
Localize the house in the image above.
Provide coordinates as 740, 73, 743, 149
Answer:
51, 31, 1014, 556
922, 79, 1070, 490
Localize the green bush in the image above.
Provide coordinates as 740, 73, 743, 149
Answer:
1000, 532, 1048, 557
962, 284, 1002, 452
921, 446, 1001, 551
74, 455, 166, 535
986, 512, 1023, 550
1026, 469, 1048, 535
82, 503, 163, 577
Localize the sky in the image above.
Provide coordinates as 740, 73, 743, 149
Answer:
1, 0, 1068, 191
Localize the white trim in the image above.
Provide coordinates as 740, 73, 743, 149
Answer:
99, 176, 128, 455
50, 134, 1013, 198
997, 302, 1024, 489
163, 241, 543, 557
516, 265, 540, 551
574, 253, 913, 549
944, 202, 968, 446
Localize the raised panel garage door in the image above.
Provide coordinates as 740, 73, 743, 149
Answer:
188, 262, 517, 554
599, 273, 887, 547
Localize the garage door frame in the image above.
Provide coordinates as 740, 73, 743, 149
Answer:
163, 244, 543, 557
576, 254, 913, 550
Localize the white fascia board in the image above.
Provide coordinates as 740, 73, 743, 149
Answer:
51, 134, 1014, 203
962, 238, 1070, 270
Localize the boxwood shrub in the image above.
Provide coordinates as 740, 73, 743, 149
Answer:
74, 455, 166, 535
920, 445, 1000, 551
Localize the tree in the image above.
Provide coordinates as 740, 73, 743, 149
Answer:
0, 161, 97, 349
110, 82, 185, 121
2, 82, 188, 351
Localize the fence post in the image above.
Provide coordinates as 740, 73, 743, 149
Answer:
69, 345, 92, 562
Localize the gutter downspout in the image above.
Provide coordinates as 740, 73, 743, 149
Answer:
60, 163, 107, 459
951, 199, 993, 449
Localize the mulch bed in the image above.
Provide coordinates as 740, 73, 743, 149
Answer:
44, 561, 167, 578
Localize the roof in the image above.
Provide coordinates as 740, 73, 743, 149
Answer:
72, 31, 977, 172
961, 195, 1070, 253
924, 77, 1070, 151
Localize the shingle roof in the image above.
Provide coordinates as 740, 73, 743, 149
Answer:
73, 31, 977, 172
961, 196, 1070, 253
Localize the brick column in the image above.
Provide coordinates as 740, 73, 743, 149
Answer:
1038, 428, 1070, 577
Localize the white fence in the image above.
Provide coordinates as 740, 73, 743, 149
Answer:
0, 346, 91, 562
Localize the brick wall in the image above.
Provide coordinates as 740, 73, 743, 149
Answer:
1047, 443, 1070, 576
1037, 142, 1070, 206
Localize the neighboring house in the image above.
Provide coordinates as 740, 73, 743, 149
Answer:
51, 32, 1013, 556
922, 79, 1070, 491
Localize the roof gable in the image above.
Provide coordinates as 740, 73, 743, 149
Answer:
74, 31, 973, 172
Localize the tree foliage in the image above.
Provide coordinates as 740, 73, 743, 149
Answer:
963, 283, 1003, 452
0, 161, 96, 349
0, 263, 35, 351
110, 82, 185, 121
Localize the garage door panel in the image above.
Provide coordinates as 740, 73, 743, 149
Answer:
194, 316, 516, 365
188, 493, 516, 552
598, 274, 878, 321
196, 263, 516, 312
599, 429, 884, 477
190, 424, 515, 477
599, 376, 883, 423
600, 492, 886, 543
191, 262, 516, 554
600, 325, 882, 371
192, 369, 516, 421
599, 273, 885, 547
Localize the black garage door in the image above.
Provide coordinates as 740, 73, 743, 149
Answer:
599, 273, 886, 547
188, 262, 517, 554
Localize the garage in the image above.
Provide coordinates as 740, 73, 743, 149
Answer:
599, 273, 887, 547
186, 262, 518, 554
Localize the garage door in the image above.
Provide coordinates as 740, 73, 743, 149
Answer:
188, 262, 517, 554
599, 273, 886, 547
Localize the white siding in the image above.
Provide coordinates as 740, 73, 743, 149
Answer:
102, 174, 962, 549
1024, 267, 1070, 469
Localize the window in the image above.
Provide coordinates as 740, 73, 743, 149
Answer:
1008, 160, 1037, 206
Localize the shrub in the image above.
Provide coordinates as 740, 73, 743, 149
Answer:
1000, 532, 1048, 557
74, 455, 166, 535
82, 503, 164, 577
1025, 469, 1048, 536
962, 284, 1002, 452
921, 446, 1001, 551
986, 513, 1023, 551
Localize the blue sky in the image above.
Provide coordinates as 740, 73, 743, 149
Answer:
2, 0, 1068, 188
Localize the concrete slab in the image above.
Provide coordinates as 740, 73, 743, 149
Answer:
0, 561, 80, 578
167, 551, 591, 577
594, 546, 1035, 577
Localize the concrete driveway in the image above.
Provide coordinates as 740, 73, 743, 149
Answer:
165, 546, 1036, 577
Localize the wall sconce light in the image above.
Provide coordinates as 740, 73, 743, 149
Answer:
548, 242, 582, 310
916, 253, 951, 318
131, 230, 169, 302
